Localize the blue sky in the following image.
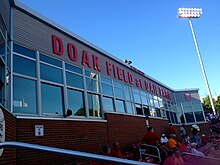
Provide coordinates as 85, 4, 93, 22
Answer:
18, 0, 220, 98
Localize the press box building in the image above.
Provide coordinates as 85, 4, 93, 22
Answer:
0, 0, 208, 164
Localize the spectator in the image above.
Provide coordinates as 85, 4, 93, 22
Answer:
160, 133, 169, 144
168, 124, 176, 137
110, 142, 124, 158
190, 143, 204, 156
180, 124, 187, 138
168, 134, 178, 151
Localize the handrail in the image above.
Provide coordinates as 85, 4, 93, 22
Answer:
139, 144, 161, 163
0, 141, 152, 165
182, 152, 220, 161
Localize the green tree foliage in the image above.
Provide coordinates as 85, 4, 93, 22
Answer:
202, 95, 220, 114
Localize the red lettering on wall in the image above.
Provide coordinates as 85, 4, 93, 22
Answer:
122, 70, 128, 83
112, 65, 117, 78
52, 35, 64, 55
128, 72, 134, 85
67, 43, 78, 62
152, 84, 158, 95
117, 67, 123, 80
92, 55, 101, 71
144, 81, 150, 91
106, 61, 112, 75
82, 50, 91, 68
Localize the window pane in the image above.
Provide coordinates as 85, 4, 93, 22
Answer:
67, 89, 85, 116
114, 81, 123, 88
133, 88, 139, 94
101, 83, 113, 96
41, 83, 63, 114
192, 101, 203, 111
156, 108, 161, 117
115, 87, 124, 99
135, 104, 143, 115
143, 105, 150, 116
115, 100, 125, 113
103, 97, 114, 111
41, 64, 63, 84
101, 76, 112, 84
141, 95, 148, 105
86, 78, 100, 93
13, 76, 37, 114
195, 111, 205, 122
66, 72, 83, 89
170, 112, 175, 123
87, 93, 101, 117
166, 111, 171, 122
66, 63, 82, 74
14, 55, 36, 77
40, 54, 62, 67
13, 44, 35, 58
126, 102, 134, 114
125, 91, 132, 101
150, 107, 157, 117
173, 112, 178, 124
134, 93, 141, 104
185, 112, 195, 123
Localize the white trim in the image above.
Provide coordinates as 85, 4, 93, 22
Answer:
16, 115, 107, 122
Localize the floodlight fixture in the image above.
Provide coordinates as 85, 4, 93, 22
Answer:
178, 8, 202, 18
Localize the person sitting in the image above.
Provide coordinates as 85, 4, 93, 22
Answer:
110, 142, 124, 158
168, 134, 178, 151
160, 133, 169, 144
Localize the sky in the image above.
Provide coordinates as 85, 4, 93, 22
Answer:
18, 0, 220, 98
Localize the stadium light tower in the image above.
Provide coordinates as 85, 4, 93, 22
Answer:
178, 8, 216, 115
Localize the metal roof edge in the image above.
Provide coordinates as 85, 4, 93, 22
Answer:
174, 88, 199, 92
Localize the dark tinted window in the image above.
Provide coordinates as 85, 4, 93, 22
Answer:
195, 111, 205, 122
66, 63, 82, 74
66, 72, 83, 89
13, 44, 35, 58
40, 54, 62, 67
14, 55, 36, 77
13, 76, 37, 114
41, 83, 63, 114
40, 64, 63, 84
185, 112, 195, 123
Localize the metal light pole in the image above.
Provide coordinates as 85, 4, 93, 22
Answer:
178, 8, 216, 115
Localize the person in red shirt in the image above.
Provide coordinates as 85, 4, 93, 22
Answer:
168, 124, 176, 137
141, 126, 160, 163
110, 142, 124, 158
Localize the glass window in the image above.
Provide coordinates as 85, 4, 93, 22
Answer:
101, 76, 112, 84
160, 109, 166, 117
66, 63, 82, 74
87, 93, 101, 117
40, 64, 63, 84
173, 112, 178, 124
114, 81, 123, 88
13, 76, 37, 114
66, 72, 83, 89
86, 78, 100, 93
192, 101, 203, 111
67, 89, 85, 116
133, 88, 140, 94
13, 44, 35, 58
101, 83, 113, 96
185, 112, 195, 123
133, 93, 141, 104
166, 111, 171, 122
170, 112, 175, 123
125, 91, 132, 101
114, 87, 124, 99
150, 107, 156, 117
41, 83, 63, 114
126, 102, 134, 114
195, 111, 205, 122
141, 95, 148, 105
103, 97, 114, 111
156, 108, 161, 117
115, 100, 125, 113
143, 105, 150, 116
154, 98, 159, 108
182, 102, 193, 112
0, 45, 5, 56
13, 55, 36, 77
40, 54, 62, 67
135, 104, 143, 115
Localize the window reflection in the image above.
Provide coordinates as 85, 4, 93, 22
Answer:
185, 112, 195, 123
14, 55, 36, 77
67, 89, 85, 116
41, 83, 63, 114
133, 93, 141, 104
115, 87, 124, 99
40, 64, 63, 84
103, 97, 114, 111
66, 72, 83, 89
115, 99, 125, 113
13, 44, 35, 58
13, 76, 37, 114
126, 102, 134, 114
101, 83, 113, 96
195, 111, 205, 122
87, 93, 101, 117
86, 78, 100, 93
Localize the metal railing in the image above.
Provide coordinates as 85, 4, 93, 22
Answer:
0, 141, 153, 165
139, 144, 161, 163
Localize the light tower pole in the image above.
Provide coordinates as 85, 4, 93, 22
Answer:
178, 8, 216, 115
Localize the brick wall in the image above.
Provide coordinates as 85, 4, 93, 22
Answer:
148, 117, 169, 135
1, 108, 16, 164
